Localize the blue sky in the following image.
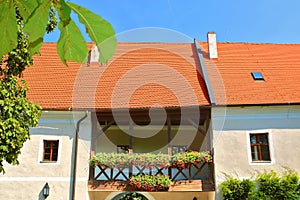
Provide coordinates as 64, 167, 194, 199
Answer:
45, 0, 300, 43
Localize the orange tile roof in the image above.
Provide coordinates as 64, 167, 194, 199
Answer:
23, 42, 210, 110
199, 42, 300, 105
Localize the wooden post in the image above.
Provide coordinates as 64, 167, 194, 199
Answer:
89, 151, 95, 181
129, 119, 133, 177
89, 112, 97, 181
167, 117, 172, 179
129, 119, 133, 155
167, 117, 172, 156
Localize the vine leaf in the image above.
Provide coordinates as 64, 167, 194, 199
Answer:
57, 20, 88, 65
0, 0, 18, 58
66, 2, 116, 63
24, 0, 52, 55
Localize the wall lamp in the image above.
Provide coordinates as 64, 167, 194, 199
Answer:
43, 182, 50, 198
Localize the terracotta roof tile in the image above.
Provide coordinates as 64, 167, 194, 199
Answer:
199, 42, 300, 105
23, 42, 210, 110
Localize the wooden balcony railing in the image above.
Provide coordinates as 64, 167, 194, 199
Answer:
89, 151, 215, 190
92, 162, 213, 182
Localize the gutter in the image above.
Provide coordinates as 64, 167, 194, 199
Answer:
194, 38, 216, 106
71, 111, 88, 200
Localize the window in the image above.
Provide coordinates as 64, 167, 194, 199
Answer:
251, 72, 264, 81
117, 145, 129, 153
43, 140, 59, 162
171, 145, 187, 155
249, 133, 270, 162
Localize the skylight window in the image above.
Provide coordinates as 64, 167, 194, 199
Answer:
251, 72, 264, 81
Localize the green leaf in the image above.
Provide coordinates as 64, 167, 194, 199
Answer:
0, 76, 41, 174
24, 0, 52, 53
0, 0, 18, 58
66, 2, 116, 63
28, 38, 43, 56
14, 0, 38, 21
57, 20, 88, 65
57, 0, 71, 25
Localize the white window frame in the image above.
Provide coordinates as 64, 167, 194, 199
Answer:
246, 129, 275, 165
38, 136, 62, 165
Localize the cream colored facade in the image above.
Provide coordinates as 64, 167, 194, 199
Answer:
0, 111, 92, 200
3, 105, 299, 200
211, 105, 300, 199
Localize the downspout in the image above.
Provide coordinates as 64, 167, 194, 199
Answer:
71, 111, 88, 200
194, 38, 216, 190
194, 38, 216, 106
194, 38, 216, 150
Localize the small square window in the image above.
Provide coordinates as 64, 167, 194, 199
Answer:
43, 140, 59, 162
251, 72, 264, 81
117, 145, 129, 154
250, 133, 270, 162
171, 145, 187, 155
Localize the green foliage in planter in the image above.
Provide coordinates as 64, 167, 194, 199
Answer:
220, 169, 300, 200
90, 153, 131, 168
90, 151, 213, 170
119, 192, 148, 200
90, 152, 171, 169
129, 174, 172, 191
131, 153, 170, 169
221, 177, 255, 200
171, 150, 213, 168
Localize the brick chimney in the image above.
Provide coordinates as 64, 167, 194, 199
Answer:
89, 44, 99, 63
207, 32, 218, 59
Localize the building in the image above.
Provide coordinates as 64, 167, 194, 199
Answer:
0, 33, 299, 200
200, 33, 300, 199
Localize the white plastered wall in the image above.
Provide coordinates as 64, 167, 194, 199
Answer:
211, 105, 300, 199
0, 111, 92, 200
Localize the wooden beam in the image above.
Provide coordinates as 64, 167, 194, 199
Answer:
187, 118, 206, 135
92, 120, 114, 142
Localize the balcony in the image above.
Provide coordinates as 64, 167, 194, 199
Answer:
88, 151, 214, 192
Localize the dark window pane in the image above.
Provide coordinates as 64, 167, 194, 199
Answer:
259, 134, 268, 144
172, 145, 187, 154
44, 149, 51, 154
52, 154, 58, 161
45, 142, 50, 148
44, 154, 50, 160
250, 135, 257, 144
261, 146, 270, 160
117, 145, 129, 153
251, 146, 259, 160
53, 141, 59, 148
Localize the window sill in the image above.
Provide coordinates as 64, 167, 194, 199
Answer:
250, 160, 273, 165
39, 161, 58, 164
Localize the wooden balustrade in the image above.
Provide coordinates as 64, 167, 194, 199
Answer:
91, 162, 214, 183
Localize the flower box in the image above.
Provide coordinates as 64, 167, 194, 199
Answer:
129, 174, 172, 191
